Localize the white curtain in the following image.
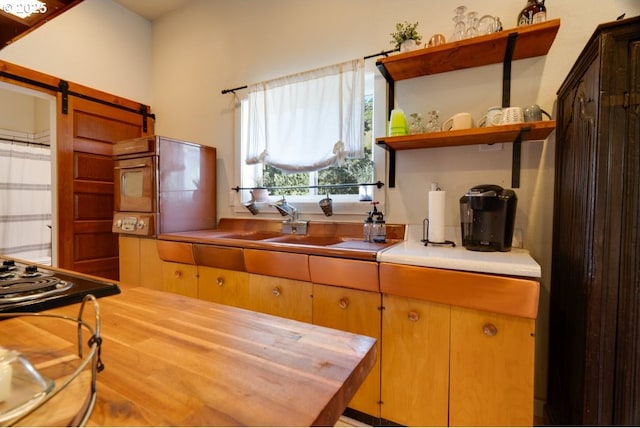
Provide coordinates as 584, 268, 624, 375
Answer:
246, 58, 365, 173
0, 141, 52, 263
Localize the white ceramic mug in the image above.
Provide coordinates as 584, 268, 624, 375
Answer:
442, 112, 473, 131
478, 106, 502, 127
500, 106, 524, 124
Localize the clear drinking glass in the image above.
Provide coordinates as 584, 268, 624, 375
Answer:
478, 14, 497, 35
465, 11, 479, 38
451, 6, 467, 41
425, 110, 441, 133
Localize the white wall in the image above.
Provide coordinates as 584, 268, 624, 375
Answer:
2, 0, 639, 411
0, 0, 153, 104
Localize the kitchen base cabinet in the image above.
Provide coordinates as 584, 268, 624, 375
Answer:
118, 236, 163, 289
198, 266, 250, 309
313, 284, 382, 417
161, 261, 198, 298
139, 237, 163, 290
247, 274, 312, 323
449, 306, 535, 427
118, 235, 140, 286
381, 294, 450, 426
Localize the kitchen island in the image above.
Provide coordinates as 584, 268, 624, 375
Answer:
0, 282, 376, 426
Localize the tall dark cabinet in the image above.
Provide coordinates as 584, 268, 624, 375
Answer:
546, 16, 640, 425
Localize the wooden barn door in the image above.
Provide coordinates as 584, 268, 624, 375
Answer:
57, 94, 153, 279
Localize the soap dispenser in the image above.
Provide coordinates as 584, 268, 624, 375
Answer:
363, 202, 378, 242
372, 209, 386, 243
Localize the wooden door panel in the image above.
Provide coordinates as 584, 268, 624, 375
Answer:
449, 306, 535, 426
313, 284, 381, 417
58, 95, 151, 279
381, 295, 450, 426
74, 110, 141, 143
74, 152, 114, 181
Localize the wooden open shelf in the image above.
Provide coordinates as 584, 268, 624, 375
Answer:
376, 120, 556, 151
376, 19, 560, 82
375, 19, 561, 187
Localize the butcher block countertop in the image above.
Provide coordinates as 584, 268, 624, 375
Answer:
0, 283, 377, 426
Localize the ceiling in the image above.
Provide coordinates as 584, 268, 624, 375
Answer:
112, 0, 191, 21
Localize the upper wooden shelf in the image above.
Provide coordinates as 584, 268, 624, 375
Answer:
376, 19, 561, 82
376, 120, 556, 151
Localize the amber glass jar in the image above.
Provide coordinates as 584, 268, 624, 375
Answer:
518, 0, 546, 26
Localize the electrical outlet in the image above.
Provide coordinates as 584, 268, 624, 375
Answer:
479, 143, 503, 152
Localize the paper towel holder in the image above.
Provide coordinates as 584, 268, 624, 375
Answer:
421, 218, 455, 247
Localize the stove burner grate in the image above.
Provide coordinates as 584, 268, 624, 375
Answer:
0, 277, 73, 304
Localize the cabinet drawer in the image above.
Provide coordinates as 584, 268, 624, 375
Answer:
193, 244, 245, 271
309, 256, 378, 292
379, 262, 539, 319
199, 266, 250, 309
244, 249, 310, 281
156, 240, 195, 264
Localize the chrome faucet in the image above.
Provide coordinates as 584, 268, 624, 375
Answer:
272, 197, 307, 234
273, 197, 298, 220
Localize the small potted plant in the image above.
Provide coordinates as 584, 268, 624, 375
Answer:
390, 21, 422, 52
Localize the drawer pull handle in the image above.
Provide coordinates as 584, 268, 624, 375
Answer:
272, 286, 281, 297
483, 323, 498, 336
174, 270, 182, 279
338, 298, 350, 309
408, 311, 420, 322
216, 277, 224, 286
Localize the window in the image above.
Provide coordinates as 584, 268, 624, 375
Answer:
237, 60, 381, 216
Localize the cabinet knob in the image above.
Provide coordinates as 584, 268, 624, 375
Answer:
338, 298, 350, 309
483, 323, 498, 336
272, 286, 281, 297
408, 311, 420, 322
174, 270, 182, 279
216, 277, 224, 286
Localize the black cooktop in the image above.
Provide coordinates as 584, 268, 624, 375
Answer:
0, 258, 121, 314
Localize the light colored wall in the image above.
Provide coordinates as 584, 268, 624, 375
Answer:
0, 88, 36, 132
2, 0, 639, 411
0, 0, 153, 104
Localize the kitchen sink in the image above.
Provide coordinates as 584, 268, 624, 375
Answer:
262, 235, 347, 246
217, 231, 284, 240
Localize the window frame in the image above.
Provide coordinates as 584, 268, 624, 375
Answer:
232, 61, 387, 217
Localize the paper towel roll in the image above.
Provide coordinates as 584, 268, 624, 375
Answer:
428, 189, 446, 243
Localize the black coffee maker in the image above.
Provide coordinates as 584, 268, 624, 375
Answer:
459, 184, 517, 252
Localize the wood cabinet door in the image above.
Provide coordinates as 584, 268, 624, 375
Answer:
381, 294, 450, 426
161, 261, 198, 298
313, 284, 382, 417
449, 306, 535, 426
118, 235, 140, 287
139, 237, 163, 291
247, 274, 312, 323
199, 266, 250, 309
